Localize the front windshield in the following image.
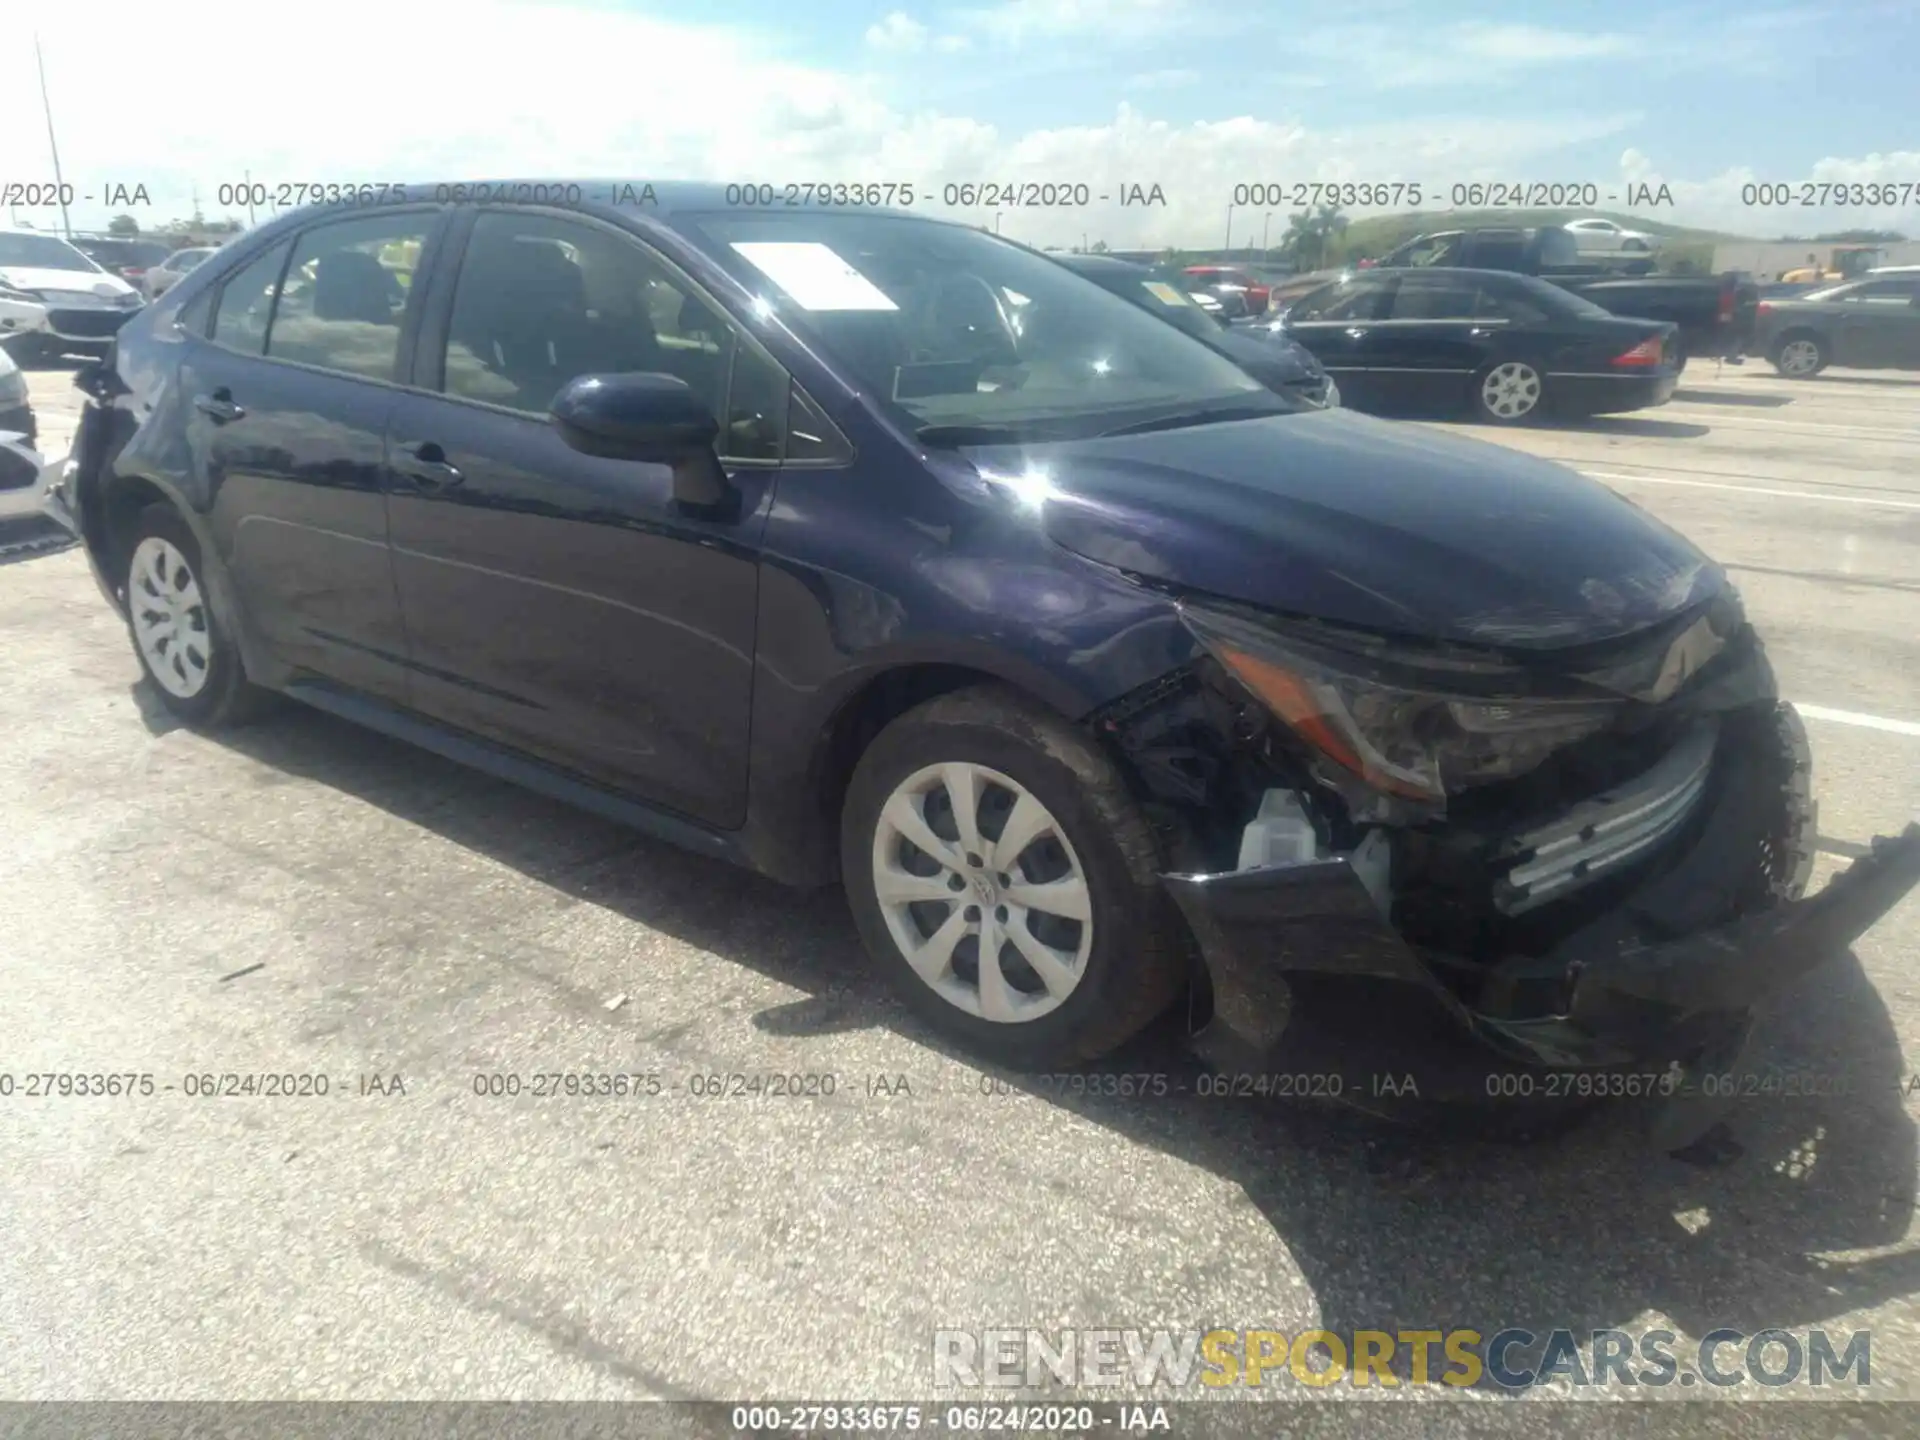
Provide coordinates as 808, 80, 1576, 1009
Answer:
681, 213, 1272, 439
0, 233, 102, 273
1084, 265, 1223, 343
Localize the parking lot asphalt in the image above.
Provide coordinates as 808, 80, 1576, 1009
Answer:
3, 360, 1918, 1413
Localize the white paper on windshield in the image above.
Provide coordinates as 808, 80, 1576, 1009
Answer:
1143, 281, 1189, 306
729, 242, 899, 311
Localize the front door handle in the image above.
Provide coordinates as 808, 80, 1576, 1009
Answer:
1344, 327, 1369, 339
396, 442, 465, 490
193, 390, 245, 423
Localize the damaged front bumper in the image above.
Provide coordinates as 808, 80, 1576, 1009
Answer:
1162, 702, 1920, 1116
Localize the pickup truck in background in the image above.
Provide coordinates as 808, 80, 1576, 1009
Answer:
1364, 225, 1759, 366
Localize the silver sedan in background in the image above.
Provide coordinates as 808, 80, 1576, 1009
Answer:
143, 246, 215, 299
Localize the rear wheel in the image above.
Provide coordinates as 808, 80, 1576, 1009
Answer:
124, 503, 271, 727
841, 685, 1185, 1068
1772, 332, 1827, 379
1472, 360, 1545, 424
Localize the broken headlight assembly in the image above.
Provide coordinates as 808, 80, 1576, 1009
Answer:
1181, 604, 1625, 803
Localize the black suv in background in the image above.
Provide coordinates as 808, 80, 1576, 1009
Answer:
57, 184, 1920, 1142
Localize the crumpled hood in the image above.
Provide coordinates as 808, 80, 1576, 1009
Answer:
975, 408, 1722, 648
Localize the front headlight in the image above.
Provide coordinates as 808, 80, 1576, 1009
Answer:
0, 282, 41, 303
116, 290, 145, 308
1184, 605, 1622, 801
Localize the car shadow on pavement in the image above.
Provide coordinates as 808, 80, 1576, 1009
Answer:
144, 688, 1920, 1387
1671, 389, 1794, 408
1555, 417, 1713, 439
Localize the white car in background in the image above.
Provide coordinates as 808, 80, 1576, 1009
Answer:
1, 343, 50, 525
144, 245, 216, 299
0, 229, 145, 362
1564, 217, 1662, 257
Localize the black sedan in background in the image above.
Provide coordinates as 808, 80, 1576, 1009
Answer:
1051, 253, 1337, 407
1750, 270, 1920, 378
1276, 267, 1679, 424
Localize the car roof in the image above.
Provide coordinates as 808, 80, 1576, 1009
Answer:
1866, 264, 1920, 274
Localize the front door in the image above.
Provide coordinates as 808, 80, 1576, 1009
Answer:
1826, 278, 1920, 366
1280, 274, 1398, 410
385, 207, 782, 828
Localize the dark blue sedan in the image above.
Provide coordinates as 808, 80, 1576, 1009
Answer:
55, 182, 1919, 1137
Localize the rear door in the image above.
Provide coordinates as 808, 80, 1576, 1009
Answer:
181, 207, 446, 702
1280, 274, 1398, 407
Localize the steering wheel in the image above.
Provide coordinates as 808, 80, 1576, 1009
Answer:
916, 275, 1021, 366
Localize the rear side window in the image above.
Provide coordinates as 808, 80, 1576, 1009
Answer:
267, 213, 432, 382
1388, 274, 1479, 320
1471, 280, 1551, 325
1289, 277, 1392, 322
210, 240, 293, 356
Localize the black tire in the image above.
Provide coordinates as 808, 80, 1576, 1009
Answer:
123, 502, 272, 727
1469, 359, 1547, 425
841, 684, 1186, 1069
1771, 330, 1828, 379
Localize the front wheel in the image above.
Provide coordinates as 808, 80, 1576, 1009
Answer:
841, 686, 1186, 1068
1472, 360, 1546, 424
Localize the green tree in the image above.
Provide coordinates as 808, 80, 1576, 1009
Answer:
1278, 204, 1350, 271
1089, 239, 1109, 254
107, 213, 141, 237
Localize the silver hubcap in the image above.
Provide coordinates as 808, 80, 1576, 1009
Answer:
1481, 362, 1541, 419
129, 536, 212, 699
1779, 340, 1820, 376
871, 762, 1093, 1023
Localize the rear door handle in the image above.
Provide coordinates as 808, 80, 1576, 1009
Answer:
193, 391, 245, 423
396, 442, 465, 490
1344, 327, 1369, 338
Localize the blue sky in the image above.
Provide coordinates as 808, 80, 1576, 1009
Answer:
4, 0, 1916, 245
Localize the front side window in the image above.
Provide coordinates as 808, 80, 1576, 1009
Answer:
440, 211, 789, 462
680, 212, 1272, 440
210, 239, 293, 356
266, 213, 431, 382
1393, 235, 1461, 268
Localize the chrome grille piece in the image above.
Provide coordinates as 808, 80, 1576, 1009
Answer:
1493, 719, 1719, 915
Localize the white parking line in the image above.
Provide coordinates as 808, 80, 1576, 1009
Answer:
1583, 470, 1920, 511
1796, 704, 1920, 738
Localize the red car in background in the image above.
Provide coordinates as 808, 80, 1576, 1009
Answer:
1182, 265, 1270, 315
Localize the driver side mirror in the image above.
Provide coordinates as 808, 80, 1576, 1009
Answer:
550, 372, 735, 512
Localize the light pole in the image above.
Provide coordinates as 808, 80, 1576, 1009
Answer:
993, 211, 1002, 234
1262, 211, 1273, 256
1224, 204, 1234, 253
33, 34, 73, 239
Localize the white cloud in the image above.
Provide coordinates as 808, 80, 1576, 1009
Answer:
866, 11, 930, 51
1289, 19, 1638, 88
1594, 148, 1920, 240
1, 1, 1910, 250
